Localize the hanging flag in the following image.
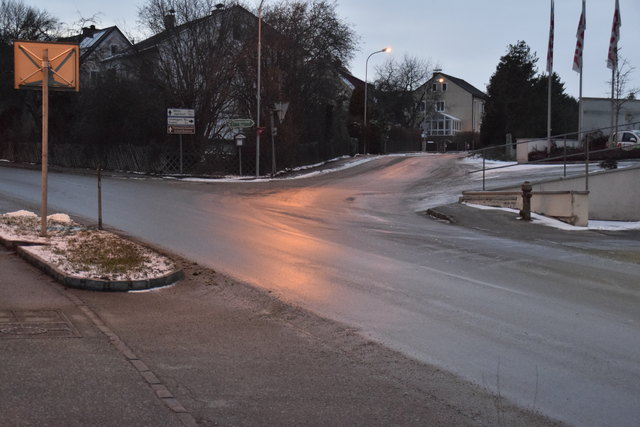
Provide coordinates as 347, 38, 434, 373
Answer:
572, 0, 586, 73
607, 0, 621, 70
547, 0, 555, 73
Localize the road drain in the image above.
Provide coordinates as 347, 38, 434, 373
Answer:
0, 310, 81, 339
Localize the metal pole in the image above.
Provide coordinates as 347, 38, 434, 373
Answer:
239, 146, 242, 176
363, 48, 390, 155
40, 49, 49, 237
179, 134, 183, 174
563, 136, 567, 177
547, 71, 552, 154
364, 55, 370, 155
256, 0, 264, 177
585, 133, 589, 191
270, 111, 276, 177
97, 165, 103, 230
610, 66, 615, 133
482, 152, 486, 191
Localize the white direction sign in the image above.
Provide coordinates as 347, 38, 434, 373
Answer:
168, 117, 195, 126
167, 108, 195, 117
167, 108, 195, 134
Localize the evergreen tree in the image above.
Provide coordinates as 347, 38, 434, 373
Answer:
480, 41, 537, 146
481, 41, 578, 147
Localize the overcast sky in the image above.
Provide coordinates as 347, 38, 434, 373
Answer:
30, 0, 640, 99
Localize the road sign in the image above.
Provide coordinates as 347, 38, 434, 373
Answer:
168, 117, 195, 126
168, 108, 195, 135
14, 41, 80, 91
227, 118, 255, 128
168, 108, 195, 117
167, 125, 195, 135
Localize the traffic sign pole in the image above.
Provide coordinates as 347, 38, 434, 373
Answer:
40, 49, 49, 236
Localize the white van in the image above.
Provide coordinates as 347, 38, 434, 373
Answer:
609, 130, 640, 150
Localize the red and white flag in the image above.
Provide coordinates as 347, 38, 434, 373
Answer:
607, 0, 621, 70
572, 0, 586, 73
546, 0, 554, 73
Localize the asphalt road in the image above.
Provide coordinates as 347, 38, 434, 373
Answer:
1, 154, 639, 426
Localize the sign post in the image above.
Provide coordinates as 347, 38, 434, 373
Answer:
14, 41, 79, 236
41, 49, 49, 236
167, 108, 195, 174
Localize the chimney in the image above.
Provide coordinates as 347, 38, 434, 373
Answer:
82, 24, 97, 37
212, 3, 225, 14
163, 9, 176, 30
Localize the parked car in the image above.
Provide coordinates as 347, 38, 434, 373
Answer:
608, 130, 640, 150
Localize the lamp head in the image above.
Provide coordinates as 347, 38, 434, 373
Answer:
382, 47, 392, 53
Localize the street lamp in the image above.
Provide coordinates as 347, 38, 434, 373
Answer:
256, 0, 265, 177
363, 47, 391, 154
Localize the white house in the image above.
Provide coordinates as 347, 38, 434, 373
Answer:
416, 72, 487, 139
60, 25, 133, 84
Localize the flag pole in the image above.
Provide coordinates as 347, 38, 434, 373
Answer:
547, 0, 554, 153
607, 0, 621, 136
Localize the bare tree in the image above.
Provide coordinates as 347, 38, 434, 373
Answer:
137, 1, 253, 140
0, 0, 59, 43
608, 54, 639, 133
374, 54, 436, 128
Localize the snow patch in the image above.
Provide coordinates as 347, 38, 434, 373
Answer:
463, 203, 640, 231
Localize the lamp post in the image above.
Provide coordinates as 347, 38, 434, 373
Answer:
256, 0, 265, 177
363, 47, 391, 154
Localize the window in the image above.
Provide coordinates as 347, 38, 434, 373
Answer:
435, 101, 445, 112
110, 45, 118, 55
432, 83, 437, 92
622, 132, 635, 142
442, 83, 447, 92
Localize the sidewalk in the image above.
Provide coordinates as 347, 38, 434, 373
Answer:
0, 243, 559, 426
0, 247, 186, 426
428, 203, 640, 262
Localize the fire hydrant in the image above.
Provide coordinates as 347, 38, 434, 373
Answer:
520, 181, 532, 221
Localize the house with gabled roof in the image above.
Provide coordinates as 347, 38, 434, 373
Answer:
59, 25, 133, 84
416, 71, 487, 140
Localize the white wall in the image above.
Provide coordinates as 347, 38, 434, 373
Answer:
504, 166, 640, 221
583, 97, 640, 135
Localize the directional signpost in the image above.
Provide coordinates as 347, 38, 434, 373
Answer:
167, 108, 195, 135
168, 108, 195, 174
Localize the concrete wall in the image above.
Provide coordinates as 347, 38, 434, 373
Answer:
516, 139, 581, 163
502, 166, 640, 221
460, 191, 589, 226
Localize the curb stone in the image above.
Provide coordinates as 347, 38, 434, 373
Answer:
1, 233, 183, 291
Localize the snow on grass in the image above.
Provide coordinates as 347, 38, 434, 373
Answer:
0, 210, 176, 281
463, 203, 640, 231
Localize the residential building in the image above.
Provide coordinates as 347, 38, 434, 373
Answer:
416, 72, 487, 139
60, 25, 133, 84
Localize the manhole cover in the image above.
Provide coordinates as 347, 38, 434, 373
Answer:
0, 310, 80, 339
1, 326, 48, 335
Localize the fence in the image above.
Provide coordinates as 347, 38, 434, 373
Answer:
470, 122, 640, 191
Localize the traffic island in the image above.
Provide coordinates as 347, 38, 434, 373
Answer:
0, 211, 183, 291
